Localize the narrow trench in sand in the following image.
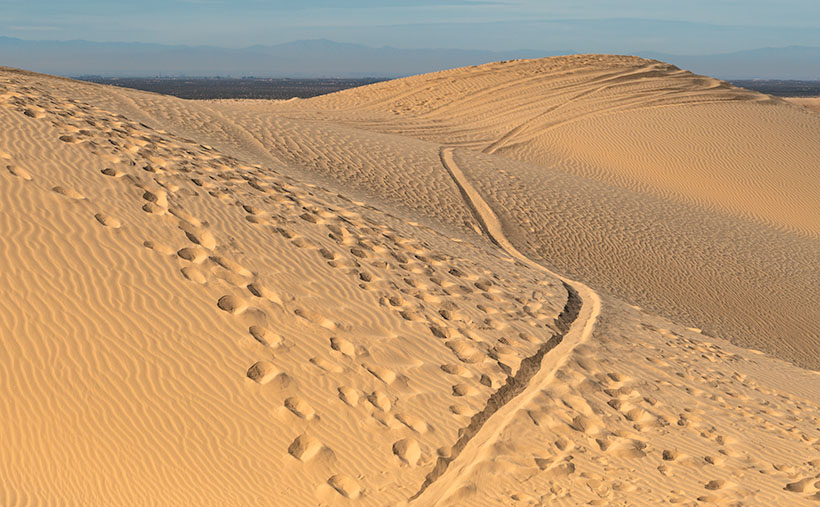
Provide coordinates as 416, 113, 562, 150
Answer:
409, 283, 582, 500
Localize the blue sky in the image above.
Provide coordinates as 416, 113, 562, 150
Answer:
2, 0, 820, 52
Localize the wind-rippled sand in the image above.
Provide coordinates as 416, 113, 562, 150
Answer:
3, 58, 820, 505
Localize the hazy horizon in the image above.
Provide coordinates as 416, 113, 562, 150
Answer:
4, 1, 820, 78
3, 35, 820, 80
3, 1, 820, 53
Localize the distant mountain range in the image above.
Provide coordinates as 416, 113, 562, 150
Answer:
1, 36, 818, 80
646, 46, 820, 80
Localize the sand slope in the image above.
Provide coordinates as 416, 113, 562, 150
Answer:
261, 56, 820, 368
0, 69, 571, 504
2, 61, 820, 505
299, 56, 820, 236
60, 56, 820, 367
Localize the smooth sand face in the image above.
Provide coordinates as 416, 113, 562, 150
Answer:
2, 60, 820, 505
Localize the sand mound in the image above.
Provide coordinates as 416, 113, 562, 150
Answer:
3, 60, 820, 505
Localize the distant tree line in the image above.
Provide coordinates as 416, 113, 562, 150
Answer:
731, 80, 820, 97
77, 77, 387, 100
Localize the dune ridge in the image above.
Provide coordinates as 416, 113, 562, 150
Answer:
299, 56, 819, 237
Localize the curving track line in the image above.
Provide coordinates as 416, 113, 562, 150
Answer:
410, 148, 602, 505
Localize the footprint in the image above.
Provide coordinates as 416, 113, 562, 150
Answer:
184, 228, 216, 250
6, 165, 32, 180
100, 167, 125, 178
441, 363, 473, 378
569, 414, 600, 435
22, 108, 44, 118
294, 308, 337, 330
241, 204, 263, 215
429, 325, 452, 339
246, 361, 283, 385
350, 247, 368, 259
169, 207, 202, 227
299, 212, 318, 224
365, 365, 396, 384
284, 397, 316, 420
330, 337, 356, 357
452, 383, 479, 397
212, 268, 249, 288
338, 386, 361, 407
705, 479, 728, 491
246, 282, 283, 306
143, 240, 176, 256
479, 373, 501, 389
249, 325, 283, 348
217, 295, 248, 315
211, 255, 253, 278
662, 449, 681, 461
395, 413, 430, 433
399, 310, 423, 321
784, 477, 815, 492
275, 226, 295, 239
445, 339, 483, 364
142, 189, 168, 208
291, 237, 311, 249
52, 186, 85, 200
180, 266, 207, 284
603, 438, 647, 458
540, 460, 576, 479
142, 202, 167, 215
177, 246, 209, 264
367, 390, 392, 411
393, 438, 421, 466
623, 407, 657, 426
327, 474, 361, 499
288, 434, 328, 462
94, 212, 121, 228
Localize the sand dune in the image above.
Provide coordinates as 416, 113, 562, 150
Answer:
2, 59, 820, 505
55, 56, 820, 367
256, 56, 820, 368
297, 56, 819, 236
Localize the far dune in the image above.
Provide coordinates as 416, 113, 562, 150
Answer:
787, 96, 820, 114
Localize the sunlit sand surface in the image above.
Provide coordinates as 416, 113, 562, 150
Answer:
2, 59, 820, 505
